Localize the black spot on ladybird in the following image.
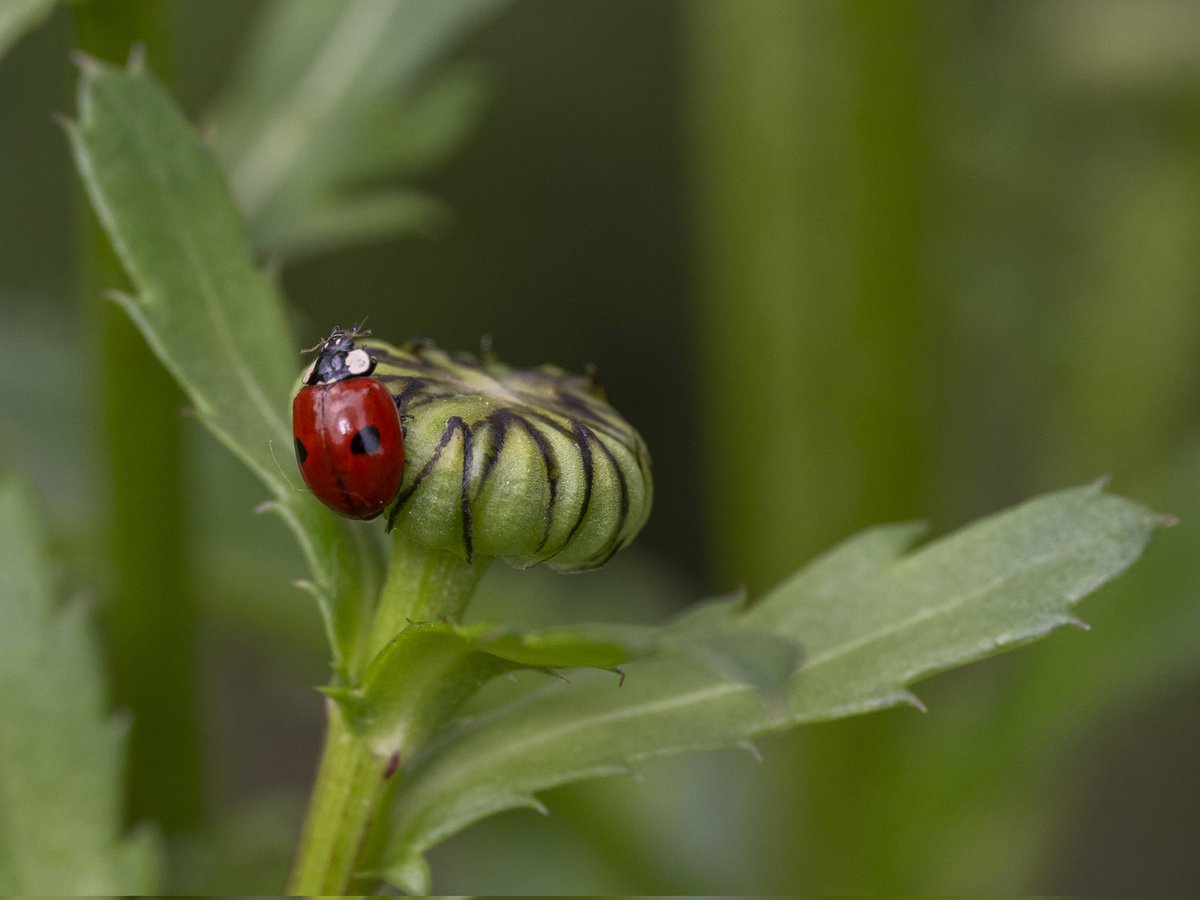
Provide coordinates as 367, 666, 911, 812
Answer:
351, 426, 382, 455
294, 436, 308, 465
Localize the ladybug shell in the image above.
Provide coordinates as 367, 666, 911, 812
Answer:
292, 378, 405, 519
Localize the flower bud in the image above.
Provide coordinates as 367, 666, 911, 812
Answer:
367, 339, 652, 572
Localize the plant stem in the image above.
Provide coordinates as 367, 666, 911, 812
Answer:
286, 699, 390, 896
72, 0, 206, 837
689, 0, 934, 592
688, 1, 934, 890
288, 539, 491, 894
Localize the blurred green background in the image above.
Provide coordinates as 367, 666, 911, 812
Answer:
1, 0, 1198, 893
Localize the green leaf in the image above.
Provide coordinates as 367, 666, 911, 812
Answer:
266, 188, 449, 259
0, 0, 56, 61
207, 0, 506, 259
65, 57, 374, 670
335, 620, 659, 758
331, 622, 514, 759
744, 481, 1160, 719
474, 621, 660, 670
380, 483, 1161, 884
664, 629, 804, 713
67, 56, 294, 494
352, 64, 488, 181
0, 480, 160, 895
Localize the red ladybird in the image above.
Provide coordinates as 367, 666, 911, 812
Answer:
292, 326, 405, 520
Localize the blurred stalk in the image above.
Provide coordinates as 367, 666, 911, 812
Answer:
1045, 152, 1200, 482
72, 0, 204, 835
1015, 30, 1200, 889
687, 0, 935, 890
688, 0, 934, 595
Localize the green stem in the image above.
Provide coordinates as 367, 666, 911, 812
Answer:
688, 1, 935, 890
72, 0, 205, 837
286, 699, 391, 896
689, 0, 933, 592
288, 539, 491, 894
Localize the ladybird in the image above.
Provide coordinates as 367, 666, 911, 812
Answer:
292, 325, 405, 520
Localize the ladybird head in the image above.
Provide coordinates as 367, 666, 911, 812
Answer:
301, 322, 377, 385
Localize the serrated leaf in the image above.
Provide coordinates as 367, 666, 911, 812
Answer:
67, 57, 294, 495
0, 480, 160, 895
745, 482, 1161, 720
0, 0, 56, 61
207, 0, 506, 259
380, 483, 1161, 884
65, 58, 374, 668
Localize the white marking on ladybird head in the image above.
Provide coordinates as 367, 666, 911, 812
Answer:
301, 358, 318, 384
346, 348, 374, 376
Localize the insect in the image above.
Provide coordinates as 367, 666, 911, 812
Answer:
292, 324, 405, 519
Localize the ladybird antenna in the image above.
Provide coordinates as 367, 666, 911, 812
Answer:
301, 320, 372, 355
300, 328, 337, 355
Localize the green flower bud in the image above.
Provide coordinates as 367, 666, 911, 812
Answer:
366, 339, 652, 572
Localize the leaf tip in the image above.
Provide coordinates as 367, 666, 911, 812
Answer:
523, 793, 550, 816
379, 853, 432, 896
736, 738, 764, 764
902, 691, 928, 714
292, 579, 322, 601
1065, 615, 1091, 632
105, 289, 144, 318
317, 684, 361, 708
